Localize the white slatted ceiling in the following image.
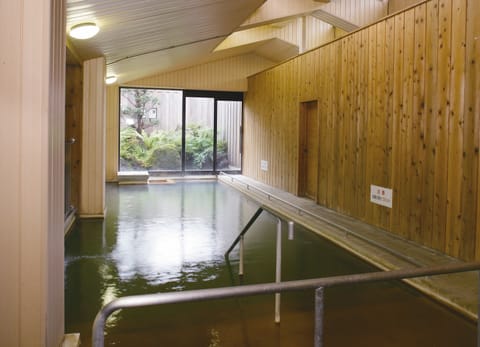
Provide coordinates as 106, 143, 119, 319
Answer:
67, 0, 265, 82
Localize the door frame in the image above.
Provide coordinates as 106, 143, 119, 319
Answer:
298, 100, 319, 201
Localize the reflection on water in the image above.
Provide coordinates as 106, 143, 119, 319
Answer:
65, 182, 475, 347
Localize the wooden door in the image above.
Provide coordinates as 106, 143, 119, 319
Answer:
298, 101, 319, 201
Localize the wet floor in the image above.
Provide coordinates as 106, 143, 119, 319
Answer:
65, 181, 475, 347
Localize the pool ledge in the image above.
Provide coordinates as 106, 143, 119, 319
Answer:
62, 333, 80, 347
219, 174, 478, 321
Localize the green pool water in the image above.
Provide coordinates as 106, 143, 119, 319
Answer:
65, 181, 475, 347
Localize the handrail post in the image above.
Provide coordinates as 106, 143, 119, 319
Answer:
239, 235, 244, 276
288, 221, 294, 240
314, 287, 325, 347
275, 218, 282, 323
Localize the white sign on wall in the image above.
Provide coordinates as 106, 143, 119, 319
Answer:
370, 185, 393, 208
261, 160, 268, 171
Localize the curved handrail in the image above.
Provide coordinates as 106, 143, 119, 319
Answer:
92, 261, 480, 347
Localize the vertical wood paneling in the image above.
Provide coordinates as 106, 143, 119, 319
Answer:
401, 9, 415, 240
0, 0, 65, 345
409, 4, 426, 243
374, 20, 389, 228
81, 57, 106, 217
244, 0, 480, 261
446, 0, 467, 257
432, 0, 452, 251
106, 86, 119, 182
462, 0, 480, 260
467, 0, 480, 259
344, 35, 356, 215
422, 0, 439, 252
326, 42, 338, 208
66, 64, 83, 206
365, 25, 377, 223
334, 40, 344, 210
317, 49, 328, 205
354, 28, 367, 219
384, 16, 395, 229
390, 12, 405, 236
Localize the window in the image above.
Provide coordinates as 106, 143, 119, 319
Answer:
119, 88, 242, 175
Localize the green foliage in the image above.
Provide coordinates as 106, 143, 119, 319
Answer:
121, 88, 159, 132
185, 124, 214, 169
119, 124, 228, 171
119, 127, 146, 169
145, 143, 181, 170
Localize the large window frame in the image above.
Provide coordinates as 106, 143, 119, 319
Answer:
118, 87, 243, 176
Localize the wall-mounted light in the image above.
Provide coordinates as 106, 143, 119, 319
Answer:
105, 76, 117, 85
69, 23, 99, 40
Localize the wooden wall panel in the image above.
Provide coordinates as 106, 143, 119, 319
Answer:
80, 57, 106, 217
422, 0, 439, 248
325, 42, 338, 208
389, 12, 403, 236
243, 0, 480, 261
467, 0, 480, 259
401, 9, 415, 240
408, 4, 427, 242
446, 0, 467, 257
432, 0, 451, 251
106, 86, 119, 182
66, 64, 83, 207
357, 29, 369, 219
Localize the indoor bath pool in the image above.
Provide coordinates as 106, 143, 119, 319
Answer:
65, 181, 475, 346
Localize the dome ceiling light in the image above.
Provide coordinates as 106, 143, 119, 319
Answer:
105, 76, 117, 85
69, 22, 99, 40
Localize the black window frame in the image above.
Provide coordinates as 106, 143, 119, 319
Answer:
118, 87, 243, 176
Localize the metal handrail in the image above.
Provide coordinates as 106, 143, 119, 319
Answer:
224, 206, 285, 321
224, 206, 264, 257
218, 172, 427, 267
92, 261, 480, 347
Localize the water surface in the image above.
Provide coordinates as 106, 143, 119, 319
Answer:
65, 181, 475, 346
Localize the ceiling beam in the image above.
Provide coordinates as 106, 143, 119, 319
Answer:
239, 0, 330, 30
311, 9, 359, 32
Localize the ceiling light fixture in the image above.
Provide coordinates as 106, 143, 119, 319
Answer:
105, 76, 117, 85
69, 22, 99, 40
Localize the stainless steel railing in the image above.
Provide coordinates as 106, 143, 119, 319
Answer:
224, 206, 264, 260
224, 205, 296, 322
92, 261, 480, 347
218, 172, 426, 267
